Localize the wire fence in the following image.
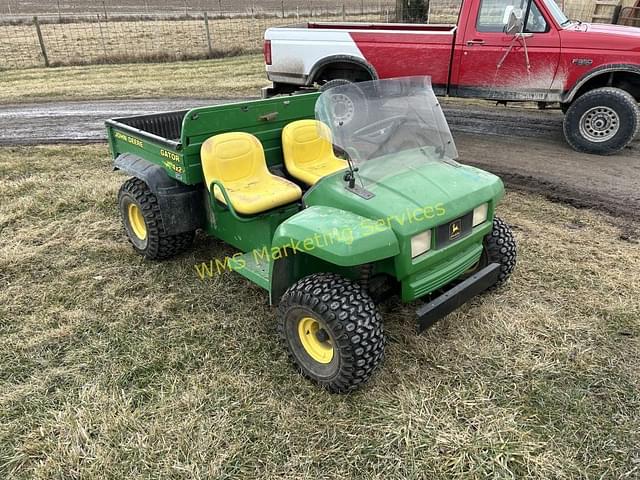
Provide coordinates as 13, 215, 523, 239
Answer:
0, 0, 633, 70
1, 1, 392, 18
0, 6, 397, 69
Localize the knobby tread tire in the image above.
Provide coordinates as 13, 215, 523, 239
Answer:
484, 216, 517, 287
278, 273, 384, 393
118, 177, 194, 260
563, 87, 640, 155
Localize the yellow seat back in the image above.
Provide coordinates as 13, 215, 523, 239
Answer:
201, 132, 267, 189
283, 120, 334, 165
282, 120, 348, 186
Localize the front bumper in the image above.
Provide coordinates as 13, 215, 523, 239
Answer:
416, 262, 500, 332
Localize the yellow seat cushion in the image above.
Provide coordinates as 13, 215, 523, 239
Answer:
282, 120, 348, 186
201, 132, 302, 215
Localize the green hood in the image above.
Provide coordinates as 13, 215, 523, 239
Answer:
303, 156, 504, 236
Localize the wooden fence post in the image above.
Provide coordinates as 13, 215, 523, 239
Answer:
33, 16, 50, 67
281, 0, 285, 18
96, 14, 108, 58
204, 12, 214, 58
342, 3, 346, 20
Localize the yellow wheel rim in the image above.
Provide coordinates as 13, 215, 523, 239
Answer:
128, 203, 147, 240
298, 317, 334, 364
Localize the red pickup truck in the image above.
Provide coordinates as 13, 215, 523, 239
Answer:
263, 0, 640, 155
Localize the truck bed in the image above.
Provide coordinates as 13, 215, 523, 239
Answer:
305, 22, 455, 32
265, 22, 456, 93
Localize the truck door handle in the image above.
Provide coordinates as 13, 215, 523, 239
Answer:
466, 39, 485, 46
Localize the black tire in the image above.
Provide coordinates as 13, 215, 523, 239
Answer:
319, 78, 353, 92
319, 78, 368, 129
483, 216, 517, 287
563, 87, 639, 155
278, 273, 384, 393
118, 177, 194, 260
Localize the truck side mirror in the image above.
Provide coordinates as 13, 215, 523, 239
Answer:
503, 7, 525, 35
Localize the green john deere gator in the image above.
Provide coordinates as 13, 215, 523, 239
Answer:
106, 76, 517, 392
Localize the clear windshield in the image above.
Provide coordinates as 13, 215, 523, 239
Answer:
315, 76, 458, 186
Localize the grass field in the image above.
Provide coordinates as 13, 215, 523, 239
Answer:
0, 144, 638, 478
0, 55, 266, 104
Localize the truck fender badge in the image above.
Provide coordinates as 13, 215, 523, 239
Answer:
572, 58, 593, 66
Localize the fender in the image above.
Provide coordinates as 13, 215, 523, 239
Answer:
269, 205, 399, 303
114, 153, 205, 234
563, 63, 640, 103
306, 54, 378, 86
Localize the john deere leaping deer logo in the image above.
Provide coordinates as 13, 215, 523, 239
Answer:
450, 219, 462, 239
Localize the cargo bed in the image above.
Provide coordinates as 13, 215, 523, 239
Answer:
105, 93, 320, 185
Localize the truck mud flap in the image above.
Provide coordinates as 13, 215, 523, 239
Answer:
416, 263, 501, 332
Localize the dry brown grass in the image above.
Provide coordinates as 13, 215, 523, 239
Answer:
0, 143, 638, 478
0, 55, 267, 104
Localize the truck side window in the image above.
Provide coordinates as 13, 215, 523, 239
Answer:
477, 0, 548, 33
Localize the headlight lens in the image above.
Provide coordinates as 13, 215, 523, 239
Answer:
472, 203, 489, 227
411, 230, 432, 258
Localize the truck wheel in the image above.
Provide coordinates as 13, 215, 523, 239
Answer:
118, 177, 194, 260
278, 273, 384, 393
319, 79, 368, 128
563, 87, 639, 155
482, 216, 517, 287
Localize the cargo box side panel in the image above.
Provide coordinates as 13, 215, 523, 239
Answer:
107, 124, 188, 184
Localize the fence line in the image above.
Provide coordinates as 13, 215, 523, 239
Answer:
0, 8, 398, 70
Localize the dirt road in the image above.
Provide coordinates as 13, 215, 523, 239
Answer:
0, 98, 638, 222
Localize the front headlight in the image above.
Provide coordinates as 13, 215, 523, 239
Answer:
411, 230, 432, 258
472, 203, 489, 227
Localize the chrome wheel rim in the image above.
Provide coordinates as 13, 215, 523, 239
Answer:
579, 106, 620, 143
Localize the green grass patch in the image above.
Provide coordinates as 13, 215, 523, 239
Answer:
0, 144, 638, 478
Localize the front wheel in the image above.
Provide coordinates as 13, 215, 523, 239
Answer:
483, 216, 517, 287
563, 87, 639, 155
278, 273, 384, 393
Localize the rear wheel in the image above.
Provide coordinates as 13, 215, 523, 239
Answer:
319, 78, 368, 129
563, 87, 639, 155
118, 177, 194, 260
278, 273, 384, 393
